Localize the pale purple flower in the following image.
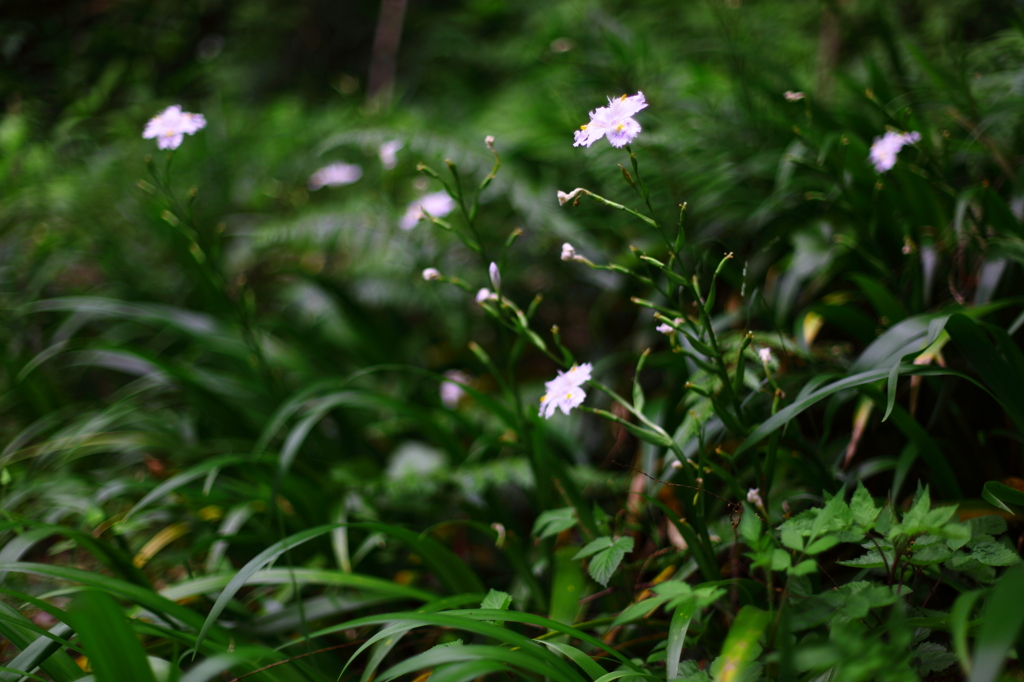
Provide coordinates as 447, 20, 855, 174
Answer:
440, 370, 470, 408
422, 268, 441, 281
868, 131, 921, 173
489, 262, 501, 291
401, 191, 457, 230
539, 362, 593, 419
379, 140, 403, 170
143, 105, 206, 150
307, 163, 362, 190
475, 288, 496, 304
573, 92, 648, 148
783, 91, 805, 101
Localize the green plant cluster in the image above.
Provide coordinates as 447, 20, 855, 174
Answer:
1, 1, 1024, 682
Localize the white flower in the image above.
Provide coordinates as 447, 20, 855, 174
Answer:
656, 323, 674, 335
560, 243, 577, 261
758, 347, 772, 364
557, 188, 586, 206
868, 131, 921, 173
142, 105, 207, 150
400, 191, 457, 230
573, 92, 648, 148
783, 91, 805, 101
747, 488, 764, 508
379, 139, 403, 170
476, 288, 496, 304
307, 163, 363, 190
440, 370, 470, 408
422, 268, 441, 281
489, 262, 501, 291
539, 362, 593, 418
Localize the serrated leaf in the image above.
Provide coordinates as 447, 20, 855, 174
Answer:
790, 559, 817, 576
921, 505, 958, 529
970, 538, 1022, 566
585, 537, 634, 587
480, 589, 512, 611
739, 504, 762, 544
968, 515, 1008, 538
533, 508, 577, 539
805, 536, 839, 555
909, 544, 952, 566
851, 483, 879, 527
913, 642, 956, 675
771, 549, 792, 571
572, 536, 614, 560
780, 525, 804, 551
837, 550, 887, 568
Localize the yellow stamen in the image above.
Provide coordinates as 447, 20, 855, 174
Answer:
620, 94, 628, 100
580, 124, 588, 130
615, 124, 625, 131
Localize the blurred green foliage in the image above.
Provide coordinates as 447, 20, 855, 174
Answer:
1, 0, 1024, 680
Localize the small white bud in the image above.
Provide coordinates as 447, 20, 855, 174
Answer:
671, 459, 683, 470
476, 288, 493, 304
489, 262, 501, 291
758, 347, 772, 364
783, 91, 805, 101
656, 323, 674, 335
422, 268, 441, 281
747, 487, 764, 508
560, 243, 577, 261
484, 135, 496, 149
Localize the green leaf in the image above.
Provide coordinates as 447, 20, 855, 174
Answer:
585, 537, 634, 587
549, 546, 587, 630
947, 314, 1024, 434
837, 549, 887, 569
69, 591, 157, 682
969, 516, 1008, 538
804, 536, 839, 555
851, 482, 880, 527
971, 565, 1024, 682
376, 644, 585, 682
981, 481, 1024, 516
572, 536, 614, 560
969, 538, 1021, 567
780, 525, 804, 551
533, 507, 578, 539
712, 606, 769, 682
665, 597, 698, 680
950, 589, 985, 677
480, 589, 512, 611
790, 559, 817, 576
540, 642, 608, 681
771, 549, 792, 571
613, 595, 672, 626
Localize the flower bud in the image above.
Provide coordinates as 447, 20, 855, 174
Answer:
489, 262, 501, 291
